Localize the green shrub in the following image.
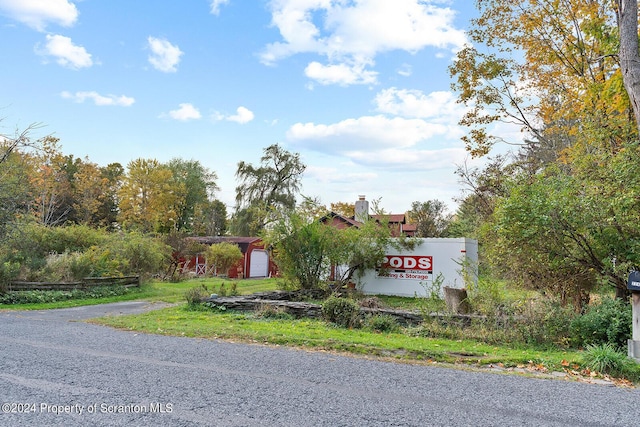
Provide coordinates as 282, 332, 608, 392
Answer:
513, 299, 577, 348
184, 286, 207, 308
6, 223, 106, 261
0, 286, 131, 305
466, 277, 521, 316
0, 260, 20, 292
213, 282, 238, 297
570, 297, 631, 350
254, 304, 295, 320
321, 296, 362, 328
2, 225, 171, 281
364, 314, 400, 333
581, 343, 640, 380
205, 242, 243, 277
418, 273, 446, 314
106, 232, 171, 277
229, 282, 239, 296
53, 246, 124, 279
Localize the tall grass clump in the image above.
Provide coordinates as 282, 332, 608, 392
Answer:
184, 286, 207, 310
581, 343, 640, 380
413, 275, 580, 349
364, 314, 400, 333
417, 273, 446, 314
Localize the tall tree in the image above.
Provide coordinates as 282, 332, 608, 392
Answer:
407, 200, 452, 238
231, 144, 306, 235
0, 145, 31, 239
0, 122, 43, 166
70, 159, 106, 225
27, 136, 73, 226
330, 201, 355, 218
166, 158, 219, 233
447, 156, 512, 240
193, 199, 227, 236
451, 0, 634, 158
96, 162, 124, 229
263, 207, 411, 290
448, 0, 640, 301
0, 121, 40, 238
118, 158, 182, 233
617, 0, 640, 128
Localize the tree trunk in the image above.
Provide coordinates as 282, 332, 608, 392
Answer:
616, 284, 631, 300
617, 0, 640, 127
443, 287, 471, 314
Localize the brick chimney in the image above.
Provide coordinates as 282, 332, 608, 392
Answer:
354, 195, 369, 222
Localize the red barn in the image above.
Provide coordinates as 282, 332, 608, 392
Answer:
184, 236, 278, 279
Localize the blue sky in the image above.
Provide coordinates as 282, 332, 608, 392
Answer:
0, 0, 505, 215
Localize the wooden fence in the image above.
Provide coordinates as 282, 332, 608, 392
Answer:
6, 276, 140, 292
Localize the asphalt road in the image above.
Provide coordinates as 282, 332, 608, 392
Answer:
1, 302, 639, 426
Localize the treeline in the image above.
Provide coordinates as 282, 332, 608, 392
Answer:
0, 132, 226, 284
444, 0, 640, 305
0, 135, 226, 236
0, 132, 308, 283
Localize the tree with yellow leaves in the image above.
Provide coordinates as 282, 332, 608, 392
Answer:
451, 0, 636, 159
117, 158, 184, 233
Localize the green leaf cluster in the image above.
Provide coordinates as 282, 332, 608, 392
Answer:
205, 242, 244, 277
570, 297, 632, 350
263, 206, 414, 291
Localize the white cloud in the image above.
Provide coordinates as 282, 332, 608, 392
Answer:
163, 103, 201, 121
287, 115, 450, 152
147, 36, 183, 73
304, 61, 377, 86
228, 106, 254, 124
210, 0, 230, 15
287, 96, 469, 172
61, 91, 135, 106
37, 34, 92, 69
213, 106, 255, 124
374, 88, 465, 121
0, 0, 78, 31
261, 0, 467, 86
347, 147, 467, 170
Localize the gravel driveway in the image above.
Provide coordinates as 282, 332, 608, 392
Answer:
1, 302, 638, 426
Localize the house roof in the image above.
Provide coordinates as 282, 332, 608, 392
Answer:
319, 211, 416, 235
372, 214, 406, 224
318, 211, 363, 228
190, 236, 261, 245
403, 223, 417, 232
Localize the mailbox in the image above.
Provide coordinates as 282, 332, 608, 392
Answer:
628, 271, 640, 291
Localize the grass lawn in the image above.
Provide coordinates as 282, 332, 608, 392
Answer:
0, 277, 280, 310
92, 304, 584, 375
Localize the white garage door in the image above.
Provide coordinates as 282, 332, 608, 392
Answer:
249, 250, 269, 278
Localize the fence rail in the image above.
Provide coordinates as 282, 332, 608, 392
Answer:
7, 276, 140, 292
